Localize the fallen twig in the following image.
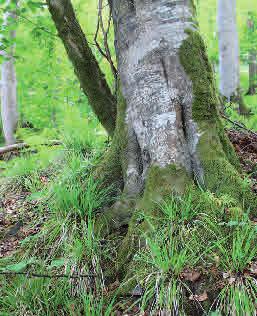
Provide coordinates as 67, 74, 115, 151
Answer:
221, 113, 257, 137
0, 271, 96, 279
0, 140, 62, 155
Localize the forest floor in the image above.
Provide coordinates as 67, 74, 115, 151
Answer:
0, 128, 256, 251
0, 127, 257, 315
0, 128, 257, 262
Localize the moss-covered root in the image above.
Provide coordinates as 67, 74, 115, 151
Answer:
95, 196, 137, 237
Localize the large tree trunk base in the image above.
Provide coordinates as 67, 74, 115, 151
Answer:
95, 156, 257, 315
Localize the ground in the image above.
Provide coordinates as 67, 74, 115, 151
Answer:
0, 127, 256, 315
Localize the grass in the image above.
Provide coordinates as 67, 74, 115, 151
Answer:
215, 221, 257, 272
1, 160, 257, 315
1, 173, 256, 315
0, 143, 115, 315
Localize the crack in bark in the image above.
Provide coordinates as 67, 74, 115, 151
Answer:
160, 57, 169, 88
124, 126, 144, 197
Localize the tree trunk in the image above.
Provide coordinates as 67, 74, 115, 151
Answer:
217, 0, 250, 114
217, 0, 239, 100
246, 50, 257, 95
0, 0, 18, 146
99, 0, 256, 247
47, 0, 117, 136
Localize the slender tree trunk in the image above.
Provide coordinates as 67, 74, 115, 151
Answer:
217, 0, 239, 100
246, 50, 257, 95
217, 0, 250, 114
0, 0, 18, 145
47, 0, 117, 136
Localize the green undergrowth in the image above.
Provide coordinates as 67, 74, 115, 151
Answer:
120, 187, 257, 315
1, 111, 257, 315
0, 144, 116, 314
1, 169, 257, 314
222, 72, 257, 132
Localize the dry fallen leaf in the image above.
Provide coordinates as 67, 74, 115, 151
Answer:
189, 291, 208, 302
222, 272, 230, 279
180, 270, 201, 282
228, 277, 236, 285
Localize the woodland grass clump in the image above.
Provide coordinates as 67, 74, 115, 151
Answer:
0, 147, 117, 315
114, 188, 257, 315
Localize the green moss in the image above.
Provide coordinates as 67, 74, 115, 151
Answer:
94, 83, 127, 188
203, 158, 257, 214
179, 29, 239, 166
217, 121, 241, 170
179, 30, 256, 214
140, 164, 191, 212
179, 29, 219, 123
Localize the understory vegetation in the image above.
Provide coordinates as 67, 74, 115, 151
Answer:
0, 109, 257, 314
0, 0, 257, 315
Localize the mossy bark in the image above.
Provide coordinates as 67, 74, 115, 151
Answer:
179, 30, 256, 212
99, 2, 256, 233
94, 1, 257, 312
47, 0, 117, 136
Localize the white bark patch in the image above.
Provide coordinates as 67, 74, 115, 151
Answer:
0, 0, 18, 145
217, 0, 240, 99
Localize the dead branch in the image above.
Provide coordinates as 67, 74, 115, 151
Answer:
220, 113, 257, 137
95, 0, 117, 83
0, 271, 96, 279
0, 140, 62, 155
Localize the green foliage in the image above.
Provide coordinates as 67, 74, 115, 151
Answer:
61, 106, 106, 153
215, 220, 257, 272
0, 275, 114, 316
217, 281, 257, 316
0, 147, 115, 315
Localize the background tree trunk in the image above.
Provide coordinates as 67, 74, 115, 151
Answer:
246, 50, 257, 95
0, 0, 18, 146
47, 0, 117, 136
217, 0, 249, 114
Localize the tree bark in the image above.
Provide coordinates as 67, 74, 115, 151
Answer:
246, 50, 257, 95
217, 0, 239, 100
0, 0, 18, 146
217, 0, 250, 114
99, 0, 256, 232
47, 0, 117, 136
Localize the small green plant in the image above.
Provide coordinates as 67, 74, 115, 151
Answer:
61, 107, 106, 154
130, 206, 198, 315
216, 280, 257, 316
160, 192, 198, 224
215, 222, 257, 273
